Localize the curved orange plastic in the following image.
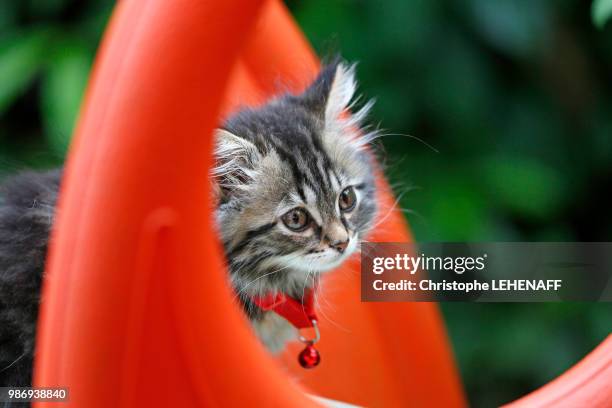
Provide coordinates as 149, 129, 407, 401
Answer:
504, 335, 612, 408
33, 0, 468, 406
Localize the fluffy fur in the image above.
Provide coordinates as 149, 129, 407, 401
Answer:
0, 62, 378, 388
0, 170, 61, 388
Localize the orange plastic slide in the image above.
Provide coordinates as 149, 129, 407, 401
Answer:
504, 334, 612, 408
32, 0, 610, 407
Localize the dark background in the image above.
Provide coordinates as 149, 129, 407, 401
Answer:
1, 1, 611, 406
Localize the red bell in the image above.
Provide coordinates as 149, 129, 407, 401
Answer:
298, 344, 321, 368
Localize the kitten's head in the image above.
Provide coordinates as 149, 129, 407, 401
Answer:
213, 62, 378, 293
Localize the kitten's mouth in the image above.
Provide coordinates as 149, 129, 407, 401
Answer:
299, 237, 359, 272
258, 238, 359, 279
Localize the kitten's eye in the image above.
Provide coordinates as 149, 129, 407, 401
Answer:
281, 208, 311, 231
339, 186, 357, 212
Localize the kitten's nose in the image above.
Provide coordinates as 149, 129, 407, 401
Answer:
331, 240, 349, 254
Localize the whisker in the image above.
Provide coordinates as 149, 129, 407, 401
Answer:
0, 351, 26, 373
370, 191, 406, 231
379, 132, 439, 154
231, 252, 303, 300
313, 282, 351, 334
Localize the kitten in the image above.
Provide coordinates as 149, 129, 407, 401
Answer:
0, 61, 378, 387
215, 62, 378, 351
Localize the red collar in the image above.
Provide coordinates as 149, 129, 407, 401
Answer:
251, 286, 323, 369
251, 287, 317, 329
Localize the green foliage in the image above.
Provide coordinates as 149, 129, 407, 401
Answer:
0, 0, 113, 174
0, 29, 50, 115
593, 0, 612, 28
479, 156, 567, 219
41, 39, 91, 155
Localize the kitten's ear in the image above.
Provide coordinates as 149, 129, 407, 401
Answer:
212, 129, 261, 199
302, 61, 358, 123
301, 61, 373, 139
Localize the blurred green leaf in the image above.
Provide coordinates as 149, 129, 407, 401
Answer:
0, 29, 50, 116
41, 40, 92, 155
480, 157, 567, 219
593, 0, 612, 28
426, 175, 492, 240
465, 0, 552, 57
